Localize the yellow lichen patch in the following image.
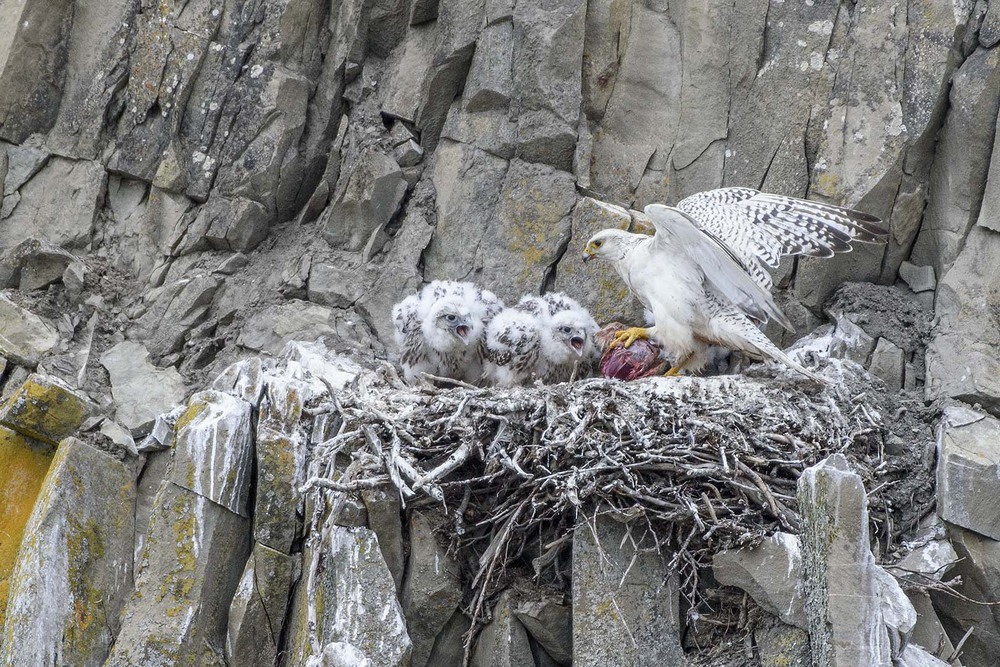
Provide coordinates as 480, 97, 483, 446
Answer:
0, 374, 89, 446
0, 425, 54, 622
173, 396, 210, 433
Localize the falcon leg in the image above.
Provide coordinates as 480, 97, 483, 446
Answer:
664, 352, 695, 376
611, 326, 650, 349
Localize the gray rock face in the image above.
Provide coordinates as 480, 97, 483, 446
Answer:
927, 229, 1000, 414
169, 390, 255, 517
572, 515, 684, 666
552, 197, 643, 327
0, 0, 73, 143
0, 157, 106, 251
402, 510, 463, 667
930, 525, 1000, 667
471, 591, 534, 667
362, 486, 405, 591
423, 610, 471, 667
513, 597, 572, 664
474, 158, 576, 303
869, 337, 905, 393
754, 616, 811, 667
0, 295, 58, 367
100, 341, 187, 436
128, 274, 221, 361
798, 455, 889, 666
0, 238, 77, 290
910, 46, 1000, 274
107, 481, 251, 667
316, 526, 412, 666
1, 437, 135, 667
713, 532, 807, 629
936, 405, 1000, 540
225, 542, 299, 667
322, 151, 407, 252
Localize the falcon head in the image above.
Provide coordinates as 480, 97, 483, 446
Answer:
423, 298, 475, 350
583, 229, 636, 262
544, 310, 597, 361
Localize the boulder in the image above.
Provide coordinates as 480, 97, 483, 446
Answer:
0, 373, 90, 446
169, 390, 255, 517
471, 591, 534, 667
100, 341, 187, 436
403, 511, 463, 667
797, 454, 891, 666
0, 238, 77, 290
362, 485, 405, 591
322, 151, 407, 252
0, 425, 54, 622
513, 597, 572, 664
128, 273, 221, 360
713, 532, 807, 629
930, 524, 1000, 666
0, 295, 59, 367
936, 405, 1000, 540
572, 515, 684, 666
869, 337, 905, 393
423, 610, 471, 667
236, 300, 378, 357
1, 437, 135, 667
106, 481, 252, 667
0, 157, 106, 251
314, 526, 411, 666
225, 542, 299, 667
899, 262, 936, 294
897, 644, 951, 667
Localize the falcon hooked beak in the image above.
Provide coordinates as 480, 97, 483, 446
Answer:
453, 319, 473, 344
582, 237, 606, 262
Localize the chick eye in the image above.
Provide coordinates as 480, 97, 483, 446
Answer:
559, 326, 572, 334
445, 314, 457, 322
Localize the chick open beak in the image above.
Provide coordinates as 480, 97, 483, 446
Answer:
570, 336, 585, 356
454, 321, 472, 344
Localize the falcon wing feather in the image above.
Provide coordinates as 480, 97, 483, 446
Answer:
675, 187, 888, 290
644, 204, 794, 331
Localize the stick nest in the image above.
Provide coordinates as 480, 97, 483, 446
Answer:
303, 359, 937, 636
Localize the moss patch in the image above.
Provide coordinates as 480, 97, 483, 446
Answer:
0, 426, 54, 622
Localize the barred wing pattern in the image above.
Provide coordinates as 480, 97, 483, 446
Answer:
675, 188, 888, 290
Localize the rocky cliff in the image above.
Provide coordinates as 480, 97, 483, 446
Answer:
1, 0, 1000, 665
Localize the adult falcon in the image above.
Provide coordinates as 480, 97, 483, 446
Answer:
581, 187, 888, 380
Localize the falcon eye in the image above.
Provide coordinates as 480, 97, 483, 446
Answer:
593, 240, 603, 248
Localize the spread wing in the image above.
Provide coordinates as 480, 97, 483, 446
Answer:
675, 187, 887, 290
644, 204, 794, 330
